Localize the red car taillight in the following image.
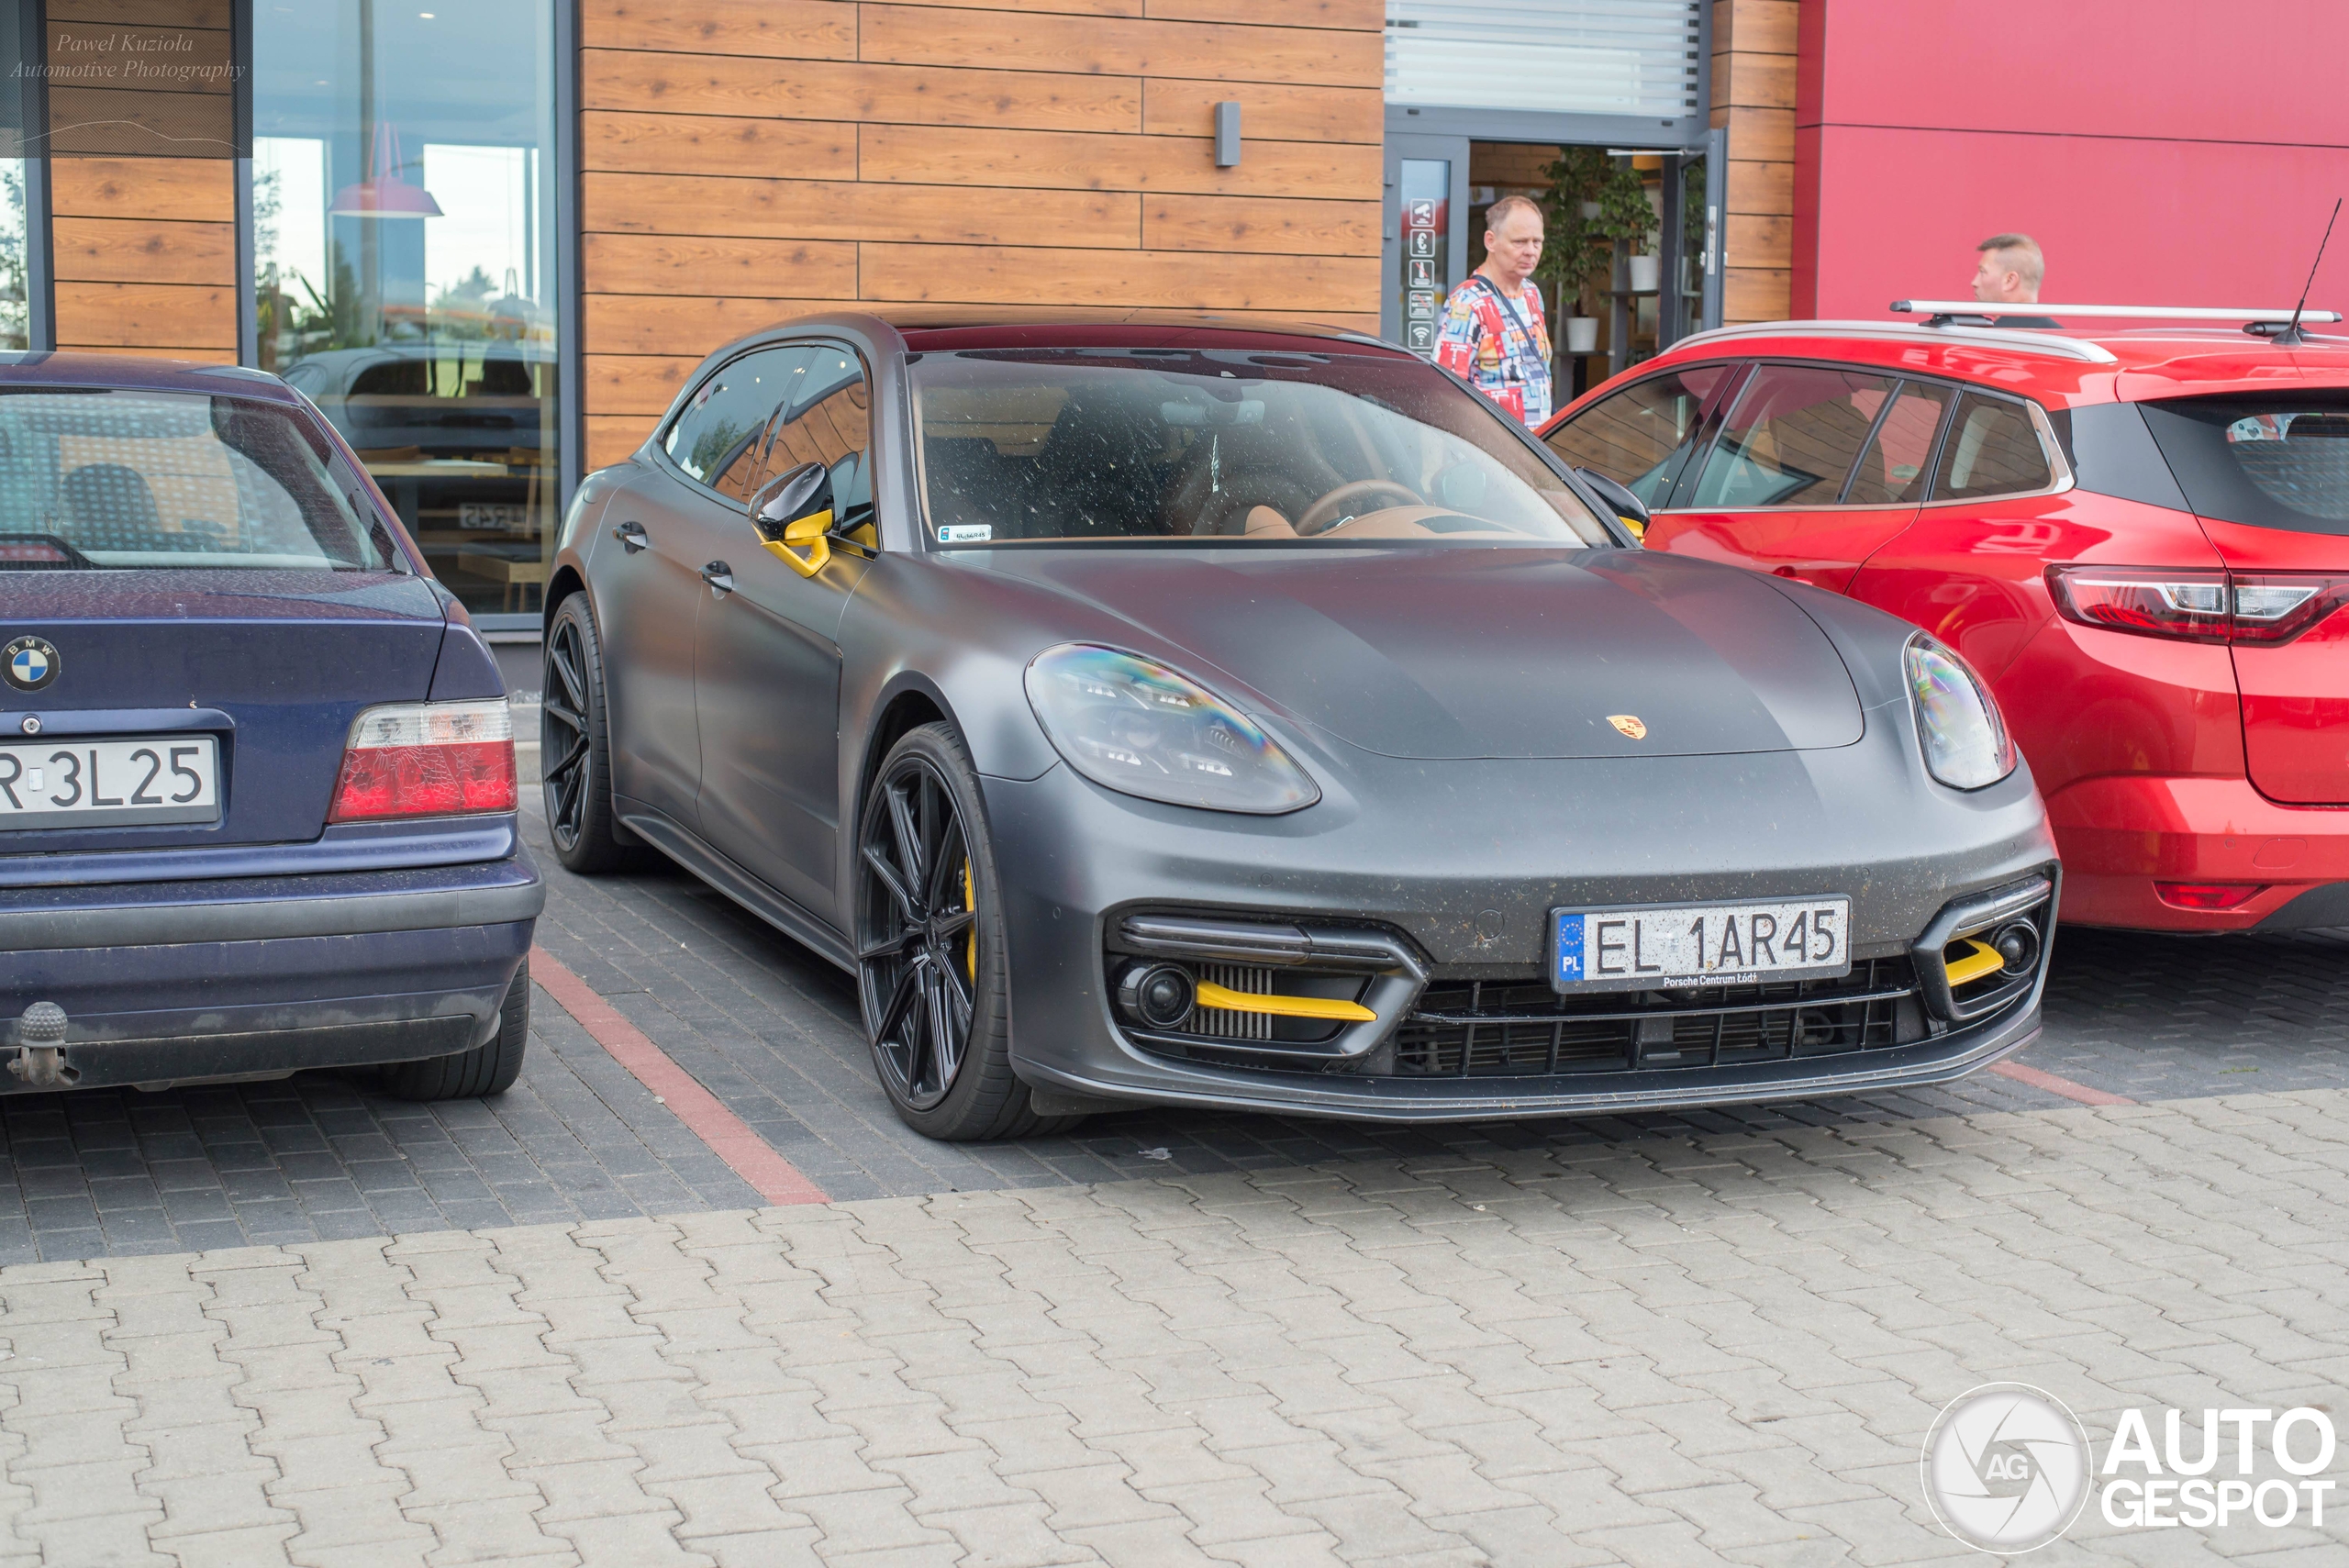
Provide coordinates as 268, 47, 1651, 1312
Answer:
328, 698, 517, 822
2047, 566, 2349, 646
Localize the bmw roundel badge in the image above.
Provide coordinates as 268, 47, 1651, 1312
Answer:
3, 635, 59, 694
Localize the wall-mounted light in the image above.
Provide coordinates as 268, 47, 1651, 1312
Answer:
1214, 102, 1241, 168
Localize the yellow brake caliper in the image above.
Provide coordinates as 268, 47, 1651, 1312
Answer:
963, 859, 976, 981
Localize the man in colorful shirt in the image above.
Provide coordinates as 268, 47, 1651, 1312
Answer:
1436, 195, 1553, 428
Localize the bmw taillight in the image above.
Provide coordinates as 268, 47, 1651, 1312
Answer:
2047, 567, 2349, 646
328, 698, 517, 822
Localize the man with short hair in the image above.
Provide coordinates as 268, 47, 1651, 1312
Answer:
1972, 233, 2060, 328
1437, 195, 1553, 427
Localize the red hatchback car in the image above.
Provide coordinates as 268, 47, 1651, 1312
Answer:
1539, 317, 2348, 932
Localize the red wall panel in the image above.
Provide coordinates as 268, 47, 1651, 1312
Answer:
1801, 0, 2349, 143
1795, 0, 2349, 320
1803, 128, 2349, 322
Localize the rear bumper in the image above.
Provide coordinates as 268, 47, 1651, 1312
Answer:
2043, 774, 2349, 929
0, 856, 542, 1091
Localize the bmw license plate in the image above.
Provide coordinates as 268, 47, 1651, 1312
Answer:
1551, 896, 1852, 993
0, 736, 220, 829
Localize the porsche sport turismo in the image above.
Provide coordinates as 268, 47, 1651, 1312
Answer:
542, 311, 2059, 1140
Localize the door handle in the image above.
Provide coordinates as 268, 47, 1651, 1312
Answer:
613, 520, 648, 553
701, 560, 734, 598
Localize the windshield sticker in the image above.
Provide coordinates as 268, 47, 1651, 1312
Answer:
937, 524, 993, 543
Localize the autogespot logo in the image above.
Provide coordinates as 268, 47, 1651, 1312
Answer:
1921, 1384, 2092, 1552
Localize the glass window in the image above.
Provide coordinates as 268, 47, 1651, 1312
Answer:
1689, 365, 1893, 509
2137, 395, 2349, 536
0, 8, 32, 351
0, 391, 395, 571
909, 347, 1609, 547
663, 345, 810, 504
1842, 380, 1954, 506
1543, 363, 1737, 506
1932, 393, 2052, 501
764, 345, 872, 524
251, 2, 560, 619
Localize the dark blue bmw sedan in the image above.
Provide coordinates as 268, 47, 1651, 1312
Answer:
0, 354, 541, 1100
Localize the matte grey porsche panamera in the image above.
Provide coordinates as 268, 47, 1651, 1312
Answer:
541, 311, 2059, 1141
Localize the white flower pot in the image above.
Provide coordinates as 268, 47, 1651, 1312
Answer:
1579, 201, 1602, 220
1628, 254, 1662, 294
1565, 317, 1599, 354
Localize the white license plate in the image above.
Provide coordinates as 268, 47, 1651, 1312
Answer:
0, 736, 220, 829
1552, 896, 1852, 993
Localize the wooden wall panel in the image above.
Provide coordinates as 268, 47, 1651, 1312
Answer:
54, 283, 237, 350
50, 158, 236, 357
52, 217, 236, 285
582, 52, 1140, 134
584, 173, 1141, 248
859, 244, 1377, 311
1713, 0, 1800, 323
584, 112, 857, 179
582, 0, 857, 59
1140, 79, 1381, 143
580, 0, 1386, 462
858, 124, 1376, 199
1141, 195, 1379, 257
858, 6, 1380, 84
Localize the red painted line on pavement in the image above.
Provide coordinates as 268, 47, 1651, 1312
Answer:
1990, 1059, 2136, 1107
529, 945, 829, 1206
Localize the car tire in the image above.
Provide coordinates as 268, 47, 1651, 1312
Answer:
541, 593, 639, 874
384, 958, 529, 1101
854, 722, 1087, 1142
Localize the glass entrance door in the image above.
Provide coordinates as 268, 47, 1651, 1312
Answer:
1382, 135, 1468, 353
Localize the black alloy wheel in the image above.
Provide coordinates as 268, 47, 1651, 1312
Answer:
854, 723, 1085, 1140
858, 746, 976, 1111
540, 595, 635, 874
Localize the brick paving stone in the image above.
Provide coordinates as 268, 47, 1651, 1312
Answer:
14, 1085, 2338, 1563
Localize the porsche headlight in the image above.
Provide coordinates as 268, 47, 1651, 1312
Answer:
1906, 636, 2015, 790
1024, 644, 1319, 814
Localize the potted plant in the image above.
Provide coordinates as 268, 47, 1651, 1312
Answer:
1538, 149, 1660, 351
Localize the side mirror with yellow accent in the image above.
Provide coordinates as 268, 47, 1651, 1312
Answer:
751, 461, 834, 577
1574, 465, 1651, 542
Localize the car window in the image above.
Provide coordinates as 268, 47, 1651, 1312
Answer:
1932, 392, 2052, 501
908, 347, 1609, 548
1842, 380, 1954, 506
1687, 364, 1892, 509
662, 344, 810, 503
2134, 395, 2349, 537
1542, 363, 1740, 506
0, 389, 396, 571
763, 344, 872, 526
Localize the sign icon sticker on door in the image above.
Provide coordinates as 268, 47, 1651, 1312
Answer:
1408, 292, 1436, 320
1408, 198, 1436, 228
1407, 322, 1435, 350
1408, 230, 1435, 258
1408, 259, 1434, 288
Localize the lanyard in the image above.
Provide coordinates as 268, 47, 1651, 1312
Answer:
1475, 277, 1536, 348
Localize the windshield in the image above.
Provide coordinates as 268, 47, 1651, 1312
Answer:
908, 348, 1609, 547
2137, 393, 2349, 538
0, 389, 401, 571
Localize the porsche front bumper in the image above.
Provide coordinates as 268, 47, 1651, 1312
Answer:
981, 741, 2058, 1123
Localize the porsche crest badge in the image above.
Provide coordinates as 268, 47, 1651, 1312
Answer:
1607, 715, 1647, 740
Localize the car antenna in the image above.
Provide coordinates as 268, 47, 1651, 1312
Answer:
2255, 196, 2340, 346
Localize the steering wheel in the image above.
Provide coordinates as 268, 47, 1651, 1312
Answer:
1295, 480, 1423, 537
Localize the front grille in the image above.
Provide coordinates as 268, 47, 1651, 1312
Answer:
1387, 956, 1922, 1078
1192, 962, 1275, 1041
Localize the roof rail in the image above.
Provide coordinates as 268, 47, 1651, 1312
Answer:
1672, 319, 2120, 364
1891, 300, 2343, 339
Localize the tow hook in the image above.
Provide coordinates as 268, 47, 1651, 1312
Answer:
9, 1001, 75, 1089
